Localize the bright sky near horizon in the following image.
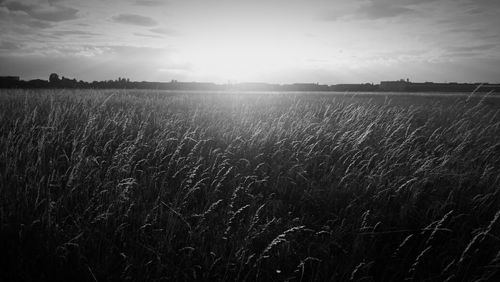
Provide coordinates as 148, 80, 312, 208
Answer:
0, 0, 499, 84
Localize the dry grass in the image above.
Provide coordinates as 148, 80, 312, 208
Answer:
1, 89, 499, 281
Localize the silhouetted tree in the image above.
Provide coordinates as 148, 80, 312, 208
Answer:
49, 73, 60, 83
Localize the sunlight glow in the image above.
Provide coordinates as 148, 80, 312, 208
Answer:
177, 37, 308, 82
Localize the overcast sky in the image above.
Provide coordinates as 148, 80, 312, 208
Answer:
1, 0, 499, 83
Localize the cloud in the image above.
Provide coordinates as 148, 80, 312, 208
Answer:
0, 44, 181, 81
442, 51, 480, 58
134, 32, 163, 38
0, 6, 54, 29
446, 28, 483, 34
320, 0, 440, 21
149, 27, 176, 36
440, 43, 499, 59
52, 30, 101, 37
460, 0, 500, 8
111, 14, 158, 26
319, 10, 345, 21
2, 1, 79, 22
447, 44, 497, 53
135, 0, 167, 6
356, 2, 415, 19
0, 40, 21, 51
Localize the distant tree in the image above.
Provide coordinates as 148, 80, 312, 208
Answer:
49, 73, 60, 83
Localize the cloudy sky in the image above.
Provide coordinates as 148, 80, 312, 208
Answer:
0, 0, 499, 83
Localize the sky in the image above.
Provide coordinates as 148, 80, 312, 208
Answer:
0, 0, 499, 84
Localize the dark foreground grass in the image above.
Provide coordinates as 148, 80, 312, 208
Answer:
1, 89, 500, 281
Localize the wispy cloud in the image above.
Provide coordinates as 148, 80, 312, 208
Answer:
447, 44, 497, 53
446, 28, 483, 34
320, 0, 442, 21
134, 32, 163, 38
52, 30, 102, 37
48, 0, 64, 4
111, 14, 158, 26
135, 0, 167, 7
1, 0, 79, 22
0, 7, 53, 29
0, 44, 183, 81
149, 27, 176, 36
356, 2, 415, 20
0, 40, 21, 51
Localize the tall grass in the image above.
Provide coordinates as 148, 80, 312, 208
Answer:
1, 89, 499, 281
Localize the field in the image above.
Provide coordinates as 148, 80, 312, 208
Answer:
1, 89, 500, 281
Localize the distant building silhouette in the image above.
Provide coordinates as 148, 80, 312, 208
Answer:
331, 83, 377, 92
380, 79, 409, 91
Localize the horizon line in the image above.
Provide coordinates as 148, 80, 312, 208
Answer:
2, 75, 500, 85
